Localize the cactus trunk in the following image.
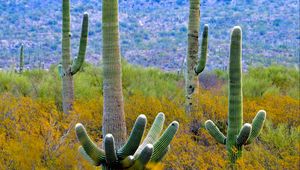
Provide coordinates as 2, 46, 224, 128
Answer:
102, 0, 127, 148
62, 0, 74, 114
185, 0, 208, 114
185, 0, 200, 114
62, 74, 74, 114
60, 0, 88, 114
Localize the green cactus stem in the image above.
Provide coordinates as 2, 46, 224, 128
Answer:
194, 24, 209, 75
75, 123, 105, 166
75, 113, 179, 170
70, 12, 88, 75
134, 113, 165, 156
131, 144, 153, 169
19, 44, 24, 73
246, 110, 266, 144
117, 115, 147, 159
205, 120, 226, 144
205, 26, 266, 164
104, 134, 118, 165
150, 122, 179, 162
236, 123, 252, 146
60, 0, 89, 114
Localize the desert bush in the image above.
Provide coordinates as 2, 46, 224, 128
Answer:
0, 64, 299, 169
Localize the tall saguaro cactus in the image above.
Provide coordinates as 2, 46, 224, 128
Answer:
59, 0, 89, 114
205, 26, 266, 164
102, 0, 127, 148
75, 1, 180, 169
19, 44, 24, 73
185, 0, 208, 114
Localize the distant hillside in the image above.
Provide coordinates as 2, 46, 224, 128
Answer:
0, 0, 299, 71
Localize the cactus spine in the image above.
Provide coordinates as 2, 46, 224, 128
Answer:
102, 0, 127, 148
205, 26, 266, 164
185, 0, 208, 114
19, 44, 24, 73
59, 0, 88, 114
76, 113, 179, 169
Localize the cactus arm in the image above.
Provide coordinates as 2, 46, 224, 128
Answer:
78, 146, 98, 166
195, 24, 208, 75
71, 12, 89, 75
205, 120, 226, 144
134, 112, 165, 156
75, 113, 179, 168
150, 121, 179, 162
236, 123, 252, 146
246, 110, 266, 144
131, 144, 153, 170
104, 134, 118, 165
118, 114, 147, 159
120, 156, 135, 168
153, 145, 170, 162
58, 64, 65, 77
75, 123, 106, 165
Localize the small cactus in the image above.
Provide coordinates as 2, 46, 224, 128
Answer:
75, 113, 179, 169
19, 44, 24, 73
205, 26, 266, 164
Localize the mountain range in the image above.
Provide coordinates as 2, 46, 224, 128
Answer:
0, 0, 299, 71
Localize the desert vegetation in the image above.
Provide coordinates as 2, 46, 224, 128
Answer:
0, 0, 299, 169
0, 62, 298, 169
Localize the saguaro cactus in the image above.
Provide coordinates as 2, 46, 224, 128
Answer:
205, 26, 266, 164
19, 44, 24, 73
102, 0, 127, 148
76, 113, 179, 169
58, 0, 89, 114
185, 0, 208, 114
